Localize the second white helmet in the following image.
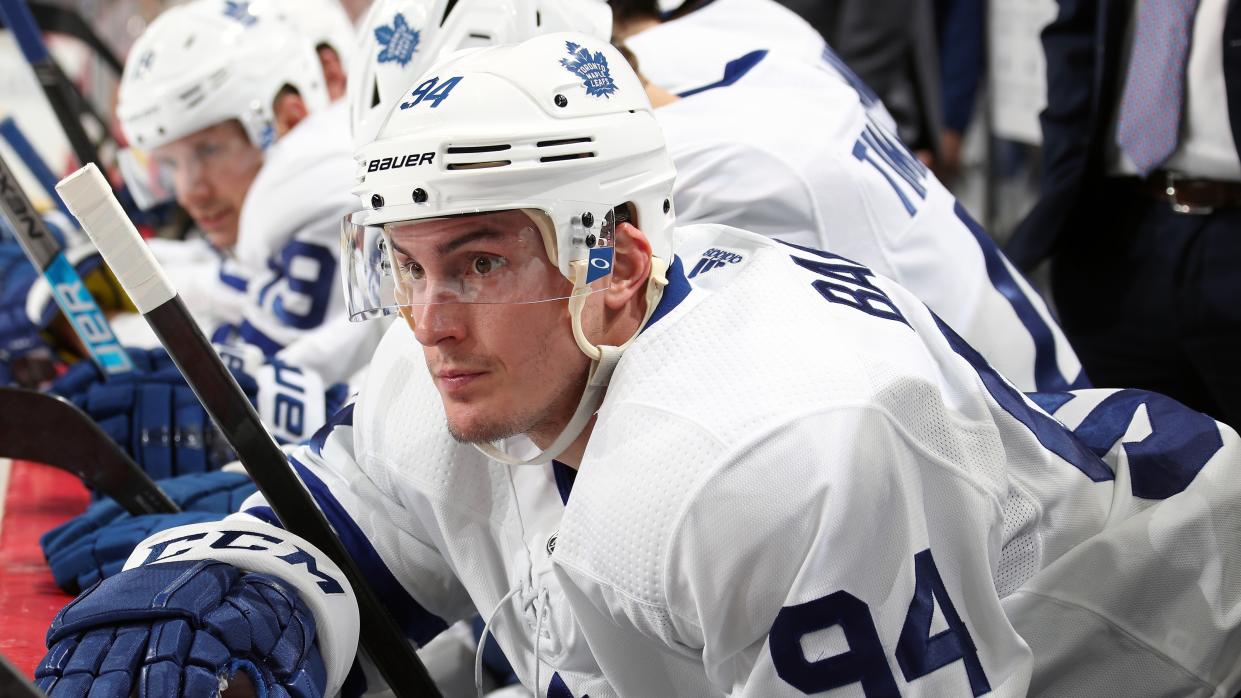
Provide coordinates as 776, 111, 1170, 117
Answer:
117, 0, 329, 151
347, 0, 611, 147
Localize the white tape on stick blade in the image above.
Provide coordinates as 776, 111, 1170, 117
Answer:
55, 163, 175, 313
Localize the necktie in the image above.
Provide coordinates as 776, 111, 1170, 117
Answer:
1115, 0, 1202, 176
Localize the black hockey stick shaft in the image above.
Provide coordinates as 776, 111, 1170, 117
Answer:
0, 0, 103, 169
25, 1, 123, 75
57, 164, 440, 698
0, 387, 178, 515
0, 650, 44, 698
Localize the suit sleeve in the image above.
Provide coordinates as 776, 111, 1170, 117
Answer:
664, 406, 1030, 696
1037, 0, 1101, 195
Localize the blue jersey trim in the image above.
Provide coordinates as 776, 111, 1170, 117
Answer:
934, 313, 1113, 482
237, 319, 284, 357
243, 505, 280, 526
645, 256, 691, 330
953, 202, 1088, 391
218, 266, 248, 292
677, 49, 768, 98
308, 403, 356, 456
276, 455, 451, 646
552, 460, 576, 505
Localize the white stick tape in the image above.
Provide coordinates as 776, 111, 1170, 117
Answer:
55, 163, 176, 313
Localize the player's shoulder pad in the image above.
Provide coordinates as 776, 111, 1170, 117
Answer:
122, 519, 358, 697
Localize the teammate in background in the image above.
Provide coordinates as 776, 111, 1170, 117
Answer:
73, 0, 380, 452
275, 0, 357, 102
614, 0, 900, 133
36, 35, 1241, 697
615, 37, 1084, 392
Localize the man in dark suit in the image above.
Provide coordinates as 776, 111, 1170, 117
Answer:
1009, 0, 1241, 427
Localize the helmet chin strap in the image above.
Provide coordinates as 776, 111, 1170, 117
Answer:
474, 256, 670, 466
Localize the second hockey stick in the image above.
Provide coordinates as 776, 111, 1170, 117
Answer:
56, 163, 441, 697
0, 387, 178, 515
0, 150, 133, 376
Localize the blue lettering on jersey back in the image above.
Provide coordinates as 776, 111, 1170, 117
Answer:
1036, 389, 1222, 500
953, 202, 1087, 392
821, 46, 880, 109
851, 119, 928, 216
938, 314, 1223, 497
782, 240, 909, 327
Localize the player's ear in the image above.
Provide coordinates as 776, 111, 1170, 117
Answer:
272, 87, 310, 137
603, 220, 652, 314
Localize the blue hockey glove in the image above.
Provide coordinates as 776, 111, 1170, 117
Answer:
50, 348, 258, 481
35, 559, 327, 698
0, 242, 56, 386
41, 471, 258, 594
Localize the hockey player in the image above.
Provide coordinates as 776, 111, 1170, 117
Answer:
34, 36, 1241, 697
60, 0, 379, 461
352, 0, 1082, 390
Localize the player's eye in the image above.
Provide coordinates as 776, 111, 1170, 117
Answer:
196, 141, 224, 160
469, 254, 505, 276
399, 259, 425, 280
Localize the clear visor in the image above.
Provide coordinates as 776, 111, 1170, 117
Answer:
117, 147, 176, 211
118, 124, 263, 211
341, 202, 617, 322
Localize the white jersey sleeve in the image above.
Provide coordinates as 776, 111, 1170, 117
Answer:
229, 102, 356, 357
146, 236, 249, 336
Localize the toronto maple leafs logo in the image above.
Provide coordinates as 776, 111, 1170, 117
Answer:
559, 41, 617, 98
375, 13, 421, 67
223, 0, 258, 26
132, 50, 156, 80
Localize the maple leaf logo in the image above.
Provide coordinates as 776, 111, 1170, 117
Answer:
375, 13, 420, 67
559, 41, 617, 98
223, 0, 257, 26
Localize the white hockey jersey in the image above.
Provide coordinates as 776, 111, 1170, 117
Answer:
227, 100, 358, 364
126, 224, 1241, 697
655, 51, 1083, 392
624, 0, 898, 133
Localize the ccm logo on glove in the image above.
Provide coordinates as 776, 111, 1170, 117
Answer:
138, 528, 345, 594
367, 152, 435, 172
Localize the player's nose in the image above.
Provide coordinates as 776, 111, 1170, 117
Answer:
409, 302, 469, 347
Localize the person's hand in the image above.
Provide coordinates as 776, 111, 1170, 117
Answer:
49, 348, 257, 480
35, 559, 328, 697
41, 471, 257, 594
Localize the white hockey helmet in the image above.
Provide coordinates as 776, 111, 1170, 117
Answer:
342, 33, 675, 464
117, 0, 329, 152
347, 0, 611, 147
261, 0, 356, 68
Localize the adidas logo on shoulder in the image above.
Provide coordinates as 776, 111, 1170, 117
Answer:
688, 248, 744, 278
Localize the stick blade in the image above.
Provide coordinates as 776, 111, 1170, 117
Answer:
0, 388, 178, 515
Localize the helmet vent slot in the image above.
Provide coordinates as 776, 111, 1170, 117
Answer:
446, 144, 512, 154
446, 160, 512, 170
536, 137, 592, 148
539, 153, 595, 163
